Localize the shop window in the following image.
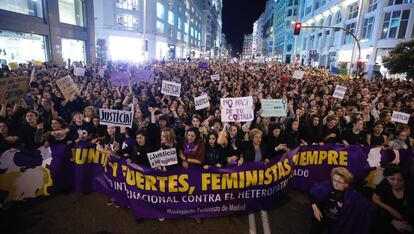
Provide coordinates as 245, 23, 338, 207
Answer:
61, 38, 85, 63
59, 0, 84, 27
0, 0, 43, 18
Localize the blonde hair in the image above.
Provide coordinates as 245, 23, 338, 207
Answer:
248, 128, 263, 141
331, 167, 353, 184
161, 128, 177, 147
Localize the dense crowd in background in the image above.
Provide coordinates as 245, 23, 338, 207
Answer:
0, 60, 413, 233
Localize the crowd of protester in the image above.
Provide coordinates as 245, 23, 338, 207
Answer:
0, 59, 413, 233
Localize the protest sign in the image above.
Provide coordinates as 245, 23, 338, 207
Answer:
210, 74, 220, 81
134, 69, 153, 82
55, 75, 79, 101
332, 85, 347, 99
161, 80, 181, 97
220, 96, 254, 122
99, 108, 133, 128
261, 99, 287, 117
98, 68, 105, 77
391, 111, 410, 124
0, 76, 29, 104
198, 61, 208, 69
194, 94, 210, 110
292, 70, 305, 79
147, 148, 178, 168
74, 67, 86, 77
110, 71, 130, 86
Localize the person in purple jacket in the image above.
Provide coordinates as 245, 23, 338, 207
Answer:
309, 167, 376, 234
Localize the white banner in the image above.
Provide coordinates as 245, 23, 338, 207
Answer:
261, 99, 287, 117
74, 67, 86, 77
332, 85, 347, 99
194, 94, 210, 110
99, 108, 134, 128
220, 96, 254, 122
292, 70, 305, 79
147, 148, 178, 168
210, 74, 220, 81
98, 68, 105, 77
161, 80, 181, 97
392, 111, 410, 124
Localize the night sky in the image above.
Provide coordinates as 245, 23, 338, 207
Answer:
222, 0, 267, 56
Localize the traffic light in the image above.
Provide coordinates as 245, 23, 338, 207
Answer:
294, 22, 302, 35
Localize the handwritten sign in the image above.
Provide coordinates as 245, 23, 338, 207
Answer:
210, 74, 220, 81
220, 96, 254, 122
99, 108, 134, 128
392, 111, 410, 124
261, 99, 287, 117
194, 94, 210, 110
55, 75, 79, 101
147, 148, 178, 168
0, 76, 29, 104
74, 67, 86, 77
332, 85, 347, 99
292, 70, 305, 79
161, 80, 181, 97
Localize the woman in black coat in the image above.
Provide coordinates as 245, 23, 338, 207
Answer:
238, 128, 269, 166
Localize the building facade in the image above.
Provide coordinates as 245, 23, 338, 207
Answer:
297, 0, 414, 78
273, 0, 300, 63
0, 0, 95, 65
252, 15, 264, 58
94, 0, 222, 62
242, 34, 253, 58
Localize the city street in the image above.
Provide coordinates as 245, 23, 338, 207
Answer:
1, 190, 310, 234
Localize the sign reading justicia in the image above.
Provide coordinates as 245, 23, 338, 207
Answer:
99, 108, 134, 128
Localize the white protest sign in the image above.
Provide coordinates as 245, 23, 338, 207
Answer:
220, 96, 254, 122
292, 70, 305, 79
55, 75, 79, 101
99, 108, 134, 128
332, 85, 347, 99
210, 74, 220, 81
147, 148, 178, 168
261, 99, 287, 117
161, 80, 181, 97
391, 111, 410, 124
194, 94, 210, 110
98, 68, 105, 77
74, 67, 86, 77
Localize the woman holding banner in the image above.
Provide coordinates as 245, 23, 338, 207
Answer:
180, 127, 205, 169
238, 128, 269, 166
203, 132, 226, 169
217, 124, 243, 164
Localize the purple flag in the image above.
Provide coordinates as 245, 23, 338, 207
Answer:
110, 71, 130, 86
198, 61, 208, 69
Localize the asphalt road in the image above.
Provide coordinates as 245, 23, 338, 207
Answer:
1, 190, 310, 234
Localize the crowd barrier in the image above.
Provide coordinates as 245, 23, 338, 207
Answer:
0, 143, 412, 218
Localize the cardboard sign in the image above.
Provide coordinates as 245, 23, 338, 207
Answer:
161, 80, 181, 97
147, 148, 178, 168
74, 67, 86, 77
392, 111, 410, 124
99, 108, 134, 128
292, 70, 305, 79
332, 85, 347, 99
55, 75, 79, 101
261, 99, 288, 117
194, 94, 210, 110
220, 96, 254, 122
0, 76, 29, 104
210, 74, 220, 81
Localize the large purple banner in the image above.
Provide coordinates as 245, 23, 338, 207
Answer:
0, 144, 412, 218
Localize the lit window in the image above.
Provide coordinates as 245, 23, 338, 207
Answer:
348, 3, 358, 19
362, 17, 375, 40
381, 10, 410, 39
184, 22, 189, 34
177, 32, 181, 40
61, 38, 86, 63
156, 2, 164, 19
0, 0, 43, 18
116, 0, 138, 10
168, 11, 174, 25
156, 20, 164, 34
59, 0, 84, 26
178, 17, 182, 30
116, 14, 138, 29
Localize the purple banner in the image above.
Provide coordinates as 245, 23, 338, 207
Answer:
198, 61, 208, 69
0, 144, 412, 219
134, 69, 153, 82
110, 71, 130, 86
